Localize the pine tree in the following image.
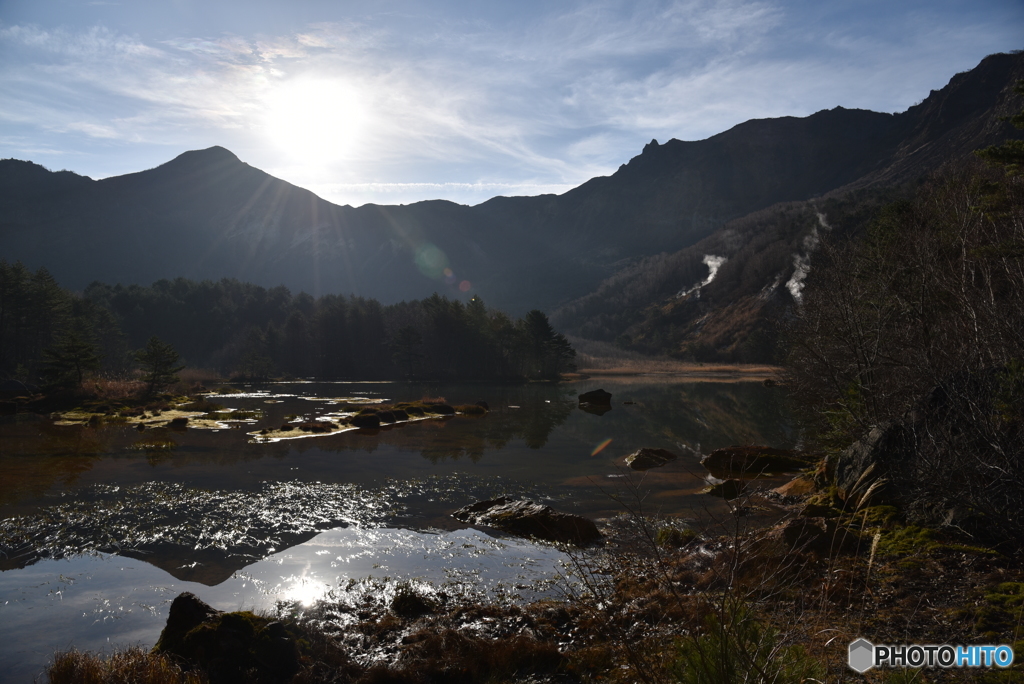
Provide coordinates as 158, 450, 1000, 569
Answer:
41, 327, 100, 388
977, 81, 1024, 174
136, 336, 184, 395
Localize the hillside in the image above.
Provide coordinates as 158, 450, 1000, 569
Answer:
552, 52, 1024, 361
1, 52, 1023, 330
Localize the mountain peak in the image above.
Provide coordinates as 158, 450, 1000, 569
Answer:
170, 146, 241, 165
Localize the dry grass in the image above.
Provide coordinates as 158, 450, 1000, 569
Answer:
177, 368, 222, 385
568, 334, 781, 378
577, 355, 781, 379
90, 376, 146, 401
47, 647, 208, 684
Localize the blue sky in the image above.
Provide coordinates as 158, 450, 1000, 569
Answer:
1, 0, 1021, 207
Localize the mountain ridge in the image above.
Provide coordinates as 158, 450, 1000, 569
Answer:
2, 52, 1022, 325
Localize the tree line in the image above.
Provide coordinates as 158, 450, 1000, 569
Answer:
0, 270, 575, 387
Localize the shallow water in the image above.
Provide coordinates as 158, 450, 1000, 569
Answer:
0, 378, 794, 683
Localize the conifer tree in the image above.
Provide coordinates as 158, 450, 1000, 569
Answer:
41, 328, 100, 388
136, 336, 184, 394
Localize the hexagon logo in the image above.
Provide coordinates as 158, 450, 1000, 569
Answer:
848, 638, 875, 673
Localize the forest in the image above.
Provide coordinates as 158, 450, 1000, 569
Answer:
0, 271, 576, 386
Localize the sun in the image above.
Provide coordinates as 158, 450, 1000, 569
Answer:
264, 77, 367, 163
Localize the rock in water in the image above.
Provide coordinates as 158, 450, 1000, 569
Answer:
453, 497, 601, 545
578, 389, 612, 405
155, 592, 221, 654
154, 591, 301, 683
700, 445, 814, 477
624, 447, 678, 470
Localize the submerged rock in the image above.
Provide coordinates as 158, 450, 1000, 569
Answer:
624, 447, 678, 470
453, 497, 601, 545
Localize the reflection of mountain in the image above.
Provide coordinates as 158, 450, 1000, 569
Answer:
0, 481, 381, 584
119, 532, 323, 585
565, 382, 796, 454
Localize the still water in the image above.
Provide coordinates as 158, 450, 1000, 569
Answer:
0, 378, 794, 683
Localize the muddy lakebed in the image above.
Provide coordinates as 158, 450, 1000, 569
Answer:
0, 378, 795, 683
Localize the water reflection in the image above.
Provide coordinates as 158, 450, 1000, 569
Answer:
0, 527, 569, 684
0, 378, 795, 682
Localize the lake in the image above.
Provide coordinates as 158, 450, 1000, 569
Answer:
0, 377, 795, 683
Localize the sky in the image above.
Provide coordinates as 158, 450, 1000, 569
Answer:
1, 1, 1021, 207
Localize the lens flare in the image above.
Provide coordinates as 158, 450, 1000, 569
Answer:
590, 438, 613, 456
458, 280, 471, 292
414, 244, 449, 279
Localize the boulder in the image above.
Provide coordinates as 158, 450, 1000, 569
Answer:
700, 445, 814, 477
453, 497, 601, 545
428, 403, 456, 415
772, 475, 816, 498
624, 447, 678, 470
826, 423, 906, 506
578, 389, 612, 405
155, 592, 300, 683
475, 400, 490, 410
155, 592, 220, 653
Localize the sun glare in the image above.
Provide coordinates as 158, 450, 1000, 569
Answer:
264, 77, 367, 163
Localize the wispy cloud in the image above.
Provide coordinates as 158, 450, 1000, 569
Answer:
0, 0, 1020, 205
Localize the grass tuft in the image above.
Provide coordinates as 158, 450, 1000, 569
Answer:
48, 647, 208, 684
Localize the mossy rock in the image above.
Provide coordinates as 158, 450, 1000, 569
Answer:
426, 403, 456, 415
377, 410, 397, 423
455, 404, 487, 415
391, 409, 409, 421
154, 593, 300, 683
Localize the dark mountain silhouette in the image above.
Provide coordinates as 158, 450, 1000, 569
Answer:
1, 52, 1022, 326
552, 52, 1024, 360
